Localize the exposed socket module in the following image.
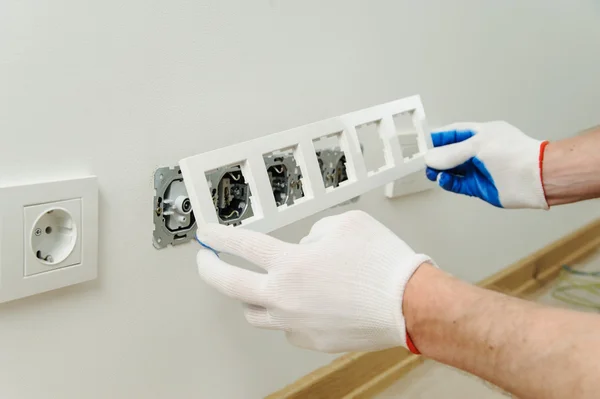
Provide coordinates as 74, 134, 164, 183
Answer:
263, 150, 305, 207
153, 166, 197, 249
317, 148, 360, 205
206, 165, 255, 226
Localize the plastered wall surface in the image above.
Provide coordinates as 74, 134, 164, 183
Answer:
1, 1, 599, 398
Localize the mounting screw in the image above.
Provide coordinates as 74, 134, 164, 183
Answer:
34, 228, 42, 236
156, 207, 162, 216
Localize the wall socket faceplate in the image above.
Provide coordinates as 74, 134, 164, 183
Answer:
155, 96, 432, 246
0, 176, 98, 303
180, 95, 433, 235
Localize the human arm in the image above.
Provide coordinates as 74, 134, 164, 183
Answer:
404, 263, 600, 399
194, 210, 600, 398
543, 126, 600, 206
424, 122, 600, 208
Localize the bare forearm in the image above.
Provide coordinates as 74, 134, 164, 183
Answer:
404, 264, 600, 399
543, 126, 600, 206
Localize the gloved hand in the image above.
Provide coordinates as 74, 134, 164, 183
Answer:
424, 121, 549, 209
195, 210, 431, 353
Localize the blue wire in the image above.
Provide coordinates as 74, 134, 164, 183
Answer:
196, 236, 220, 258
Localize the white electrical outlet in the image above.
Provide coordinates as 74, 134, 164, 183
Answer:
385, 171, 432, 198
24, 198, 82, 276
0, 176, 98, 303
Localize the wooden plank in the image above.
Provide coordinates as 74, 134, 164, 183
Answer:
265, 349, 419, 399
344, 355, 423, 399
266, 218, 600, 399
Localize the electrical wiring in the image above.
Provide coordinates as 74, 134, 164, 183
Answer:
551, 265, 600, 311
227, 172, 241, 181
560, 264, 600, 277
196, 236, 220, 258
223, 210, 240, 219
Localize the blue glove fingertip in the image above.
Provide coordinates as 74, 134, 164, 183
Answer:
438, 172, 473, 198
425, 167, 439, 182
437, 172, 454, 191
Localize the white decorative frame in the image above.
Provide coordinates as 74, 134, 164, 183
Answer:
179, 95, 432, 234
0, 176, 98, 303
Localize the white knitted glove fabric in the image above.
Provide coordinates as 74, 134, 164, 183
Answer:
195, 210, 431, 353
425, 121, 549, 209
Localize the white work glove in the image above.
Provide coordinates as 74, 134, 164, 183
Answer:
425, 121, 549, 209
195, 210, 431, 353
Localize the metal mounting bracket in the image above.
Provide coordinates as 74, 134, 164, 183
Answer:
152, 166, 197, 249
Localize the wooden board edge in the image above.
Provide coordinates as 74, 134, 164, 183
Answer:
266, 218, 600, 399
265, 348, 415, 399
343, 355, 424, 399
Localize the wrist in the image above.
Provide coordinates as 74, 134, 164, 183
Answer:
402, 263, 444, 355
543, 140, 581, 206
541, 141, 564, 206
542, 126, 600, 206
402, 263, 485, 358
396, 256, 432, 354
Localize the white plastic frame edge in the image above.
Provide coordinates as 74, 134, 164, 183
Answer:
179, 95, 432, 234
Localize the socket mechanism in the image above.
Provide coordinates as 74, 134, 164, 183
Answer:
153, 166, 197, 249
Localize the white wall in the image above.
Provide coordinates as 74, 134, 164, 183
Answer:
1, 1, 599, 398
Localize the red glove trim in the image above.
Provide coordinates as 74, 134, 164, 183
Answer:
539, 141, 550, 207
406, 331, 420, 355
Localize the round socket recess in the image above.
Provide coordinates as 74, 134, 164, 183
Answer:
30, 208, 78, 265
